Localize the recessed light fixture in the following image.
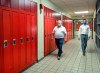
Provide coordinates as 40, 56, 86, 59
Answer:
74, 11, 89, 14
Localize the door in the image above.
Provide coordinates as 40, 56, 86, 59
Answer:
31, 15, 37, 62
26, 14, 31, 65
2, 10, 13, 73
11, 12, 20, 73
19, 13, 26, 70
0, 9, 2, 73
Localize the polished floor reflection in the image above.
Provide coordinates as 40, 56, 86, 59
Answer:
22, 39, 100, 73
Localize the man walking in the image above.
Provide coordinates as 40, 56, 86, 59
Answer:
78, 19, 90, 56
52, 20, 67, 60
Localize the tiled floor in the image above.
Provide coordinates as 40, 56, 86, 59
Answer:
22, 39, 100, 73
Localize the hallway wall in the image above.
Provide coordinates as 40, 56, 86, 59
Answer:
94, 0, 100, 62
93, 10, 96, 42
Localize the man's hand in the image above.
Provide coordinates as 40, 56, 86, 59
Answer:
51, 37, 54, 40
78, 38, 80, 40
64, 39, 67, 42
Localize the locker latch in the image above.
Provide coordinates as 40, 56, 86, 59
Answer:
26, 37, 29, 42
20, 38, 23, 44
4, 40, 8, 48
32, 37, 34, 41
13, 39, 16, 46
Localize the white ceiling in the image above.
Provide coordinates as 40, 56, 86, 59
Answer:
49, 0, 97, 18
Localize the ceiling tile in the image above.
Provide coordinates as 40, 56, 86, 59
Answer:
49, 0, 97, 17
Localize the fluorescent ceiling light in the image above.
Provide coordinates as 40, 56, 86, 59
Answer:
74, 11, 88, 14
52, 13, 61, 16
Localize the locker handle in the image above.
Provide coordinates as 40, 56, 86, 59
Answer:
26, 37, 29, 42
20, 38, 23, 44
4, 40, 8, 48
32, 37, 34, 41
13, 39, 16, 46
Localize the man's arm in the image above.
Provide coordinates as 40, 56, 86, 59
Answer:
52, 27, 55, 39
64, 34, 67, 42
64, 27, 67, 42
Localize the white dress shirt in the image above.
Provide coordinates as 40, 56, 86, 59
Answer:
52, 26, 67, 38
78, 24, 90, 38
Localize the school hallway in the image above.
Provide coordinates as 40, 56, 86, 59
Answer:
22, 39, 100, 73
1, 0, 100, 73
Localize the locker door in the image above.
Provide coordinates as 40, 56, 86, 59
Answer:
44, 16, 48, 56
0, 9, 2, 73
31, 15, 37, 62
47, 17, 50, 53
50, 19, 54, 52
44, 36, 48, 56
2, 10, 13, 73
0, 45, 2, 73
12, 12, 19, 73
19, 13, 26, 70
47, 17, 50, 54
26, 14, 31, 65
0, 45, 1, 73
49, 19, 52, 52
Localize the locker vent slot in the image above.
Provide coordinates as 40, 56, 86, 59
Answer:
4, 40, 8, 48
32, 37, 34, 41
20, 38, 23, 43
13, 39, 16, 45
26, 37, 29, 42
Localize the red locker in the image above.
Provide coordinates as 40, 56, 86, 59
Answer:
49, 19, 53, 52
44, 36, 48, 56
50, 18, 55, 51
11, 12, 20, 73
44, 16, 49, 56
31, 15, 37, 62
0, 9, 2, 73
50, 34, 53, 51
19, 13, 26, 70
0, 1, 37, 72
47, 17, 50, 53
0, 46, 2, 73
2, 10, 13, 73
47, 35, 50, 54
67, 31, 69, 41
48, 35, 50, 53
26, 14, 32, 65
